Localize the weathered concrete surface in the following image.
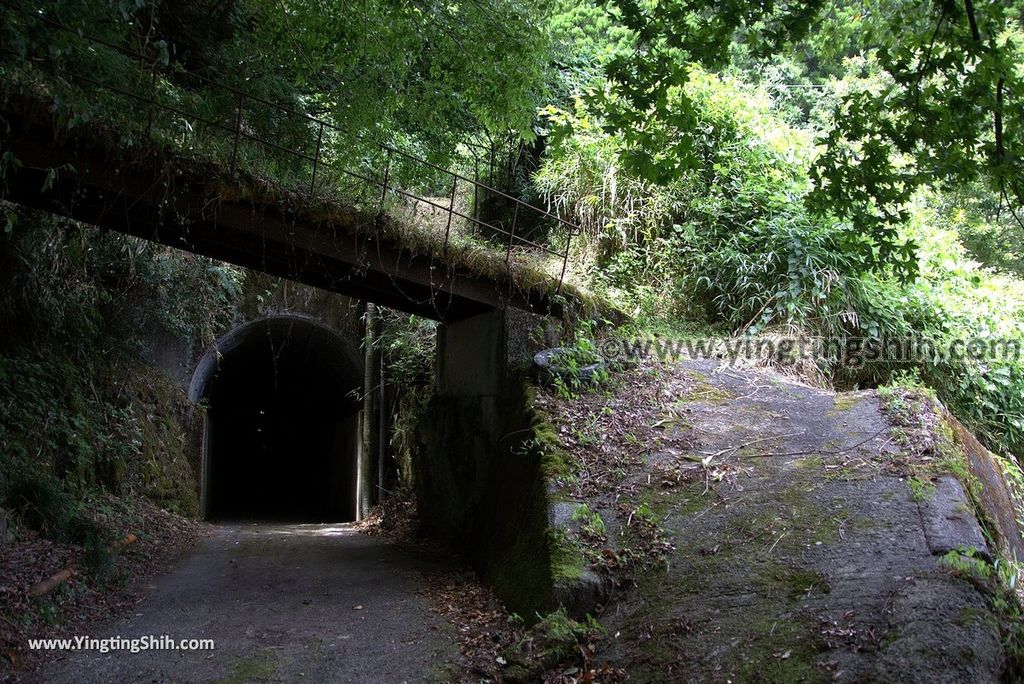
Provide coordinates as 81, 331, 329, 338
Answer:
419, 308, 562, 618
147, 274, 364, 395
595, 359, 1013, 682
2, 95, 566, 322
29, 524, 458, 683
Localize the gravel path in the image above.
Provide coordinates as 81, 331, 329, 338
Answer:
29, 523, 458, 683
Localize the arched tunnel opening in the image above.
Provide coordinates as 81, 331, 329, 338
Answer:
191, 317, 363, 522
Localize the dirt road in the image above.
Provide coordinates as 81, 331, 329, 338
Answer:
30, 523, 458, 683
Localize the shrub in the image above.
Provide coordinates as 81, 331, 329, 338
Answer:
537, 67, 1024, 469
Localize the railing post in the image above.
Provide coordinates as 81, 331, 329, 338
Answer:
487, 146, 494, 211
310, 121, 325, 195
473, 159, 480, 224
507, 136, 515, 185
379, 147, 393, 209
444, 176, 457, 251
505, 203, 519, 264
557, 228, 572, 294
229, 91, 244, 172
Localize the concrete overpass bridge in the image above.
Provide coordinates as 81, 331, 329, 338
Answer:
2, 101, 575, 322
0, 5, 578, 323
0, 6, 589, 618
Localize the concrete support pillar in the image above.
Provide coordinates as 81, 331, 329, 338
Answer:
418, 307, 544, 533
417, 307, 563, 615
435, 308, 509, 399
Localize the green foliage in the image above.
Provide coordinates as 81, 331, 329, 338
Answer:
540, 70, 860, 333
0, 0, 554, 187
250, 0, 551, 143
883, 368, 931, 393
631, 501, 658, 528
0, 357, 135, 492
500, 607, 604, 678
939, 545, 1024, 679
579, 0, 1024, 275
0, 211, 235, 542
908, 476, 937, 502
854, 202, 1024, 458
389, 384, 433, 492
379, 312, 437, 385
547, 321, 610, 399
571, 502, 606, 536
539, 42, 1024, 470
590, 0, 825, 182
547, 0, 636, 96
928, 182, 1024, 278
0, 209, 242, 353
1, 467, 119, 578
806, 1, 1024, 271
378, 312, 437, 490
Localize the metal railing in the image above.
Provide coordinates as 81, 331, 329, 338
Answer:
0, 3, 577, 290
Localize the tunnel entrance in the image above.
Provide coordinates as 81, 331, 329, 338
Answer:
191, 317, 362, 522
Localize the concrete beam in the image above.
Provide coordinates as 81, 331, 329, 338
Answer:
1, 99, 564, 322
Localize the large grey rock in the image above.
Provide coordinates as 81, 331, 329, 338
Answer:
548, 500, 579, 528
917, 475, 990, 559
554, 568, 608, 620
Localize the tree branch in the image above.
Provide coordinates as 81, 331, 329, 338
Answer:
995, 76, 1005, 162
964, 0, 981, 43
913, 7, 947, 111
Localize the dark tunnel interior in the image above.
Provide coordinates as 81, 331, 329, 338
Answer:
199, 318, 362, 522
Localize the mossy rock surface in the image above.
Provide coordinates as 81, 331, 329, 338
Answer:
539, 358, 1018, 681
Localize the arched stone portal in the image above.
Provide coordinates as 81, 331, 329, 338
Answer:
190, 316, 363, 521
